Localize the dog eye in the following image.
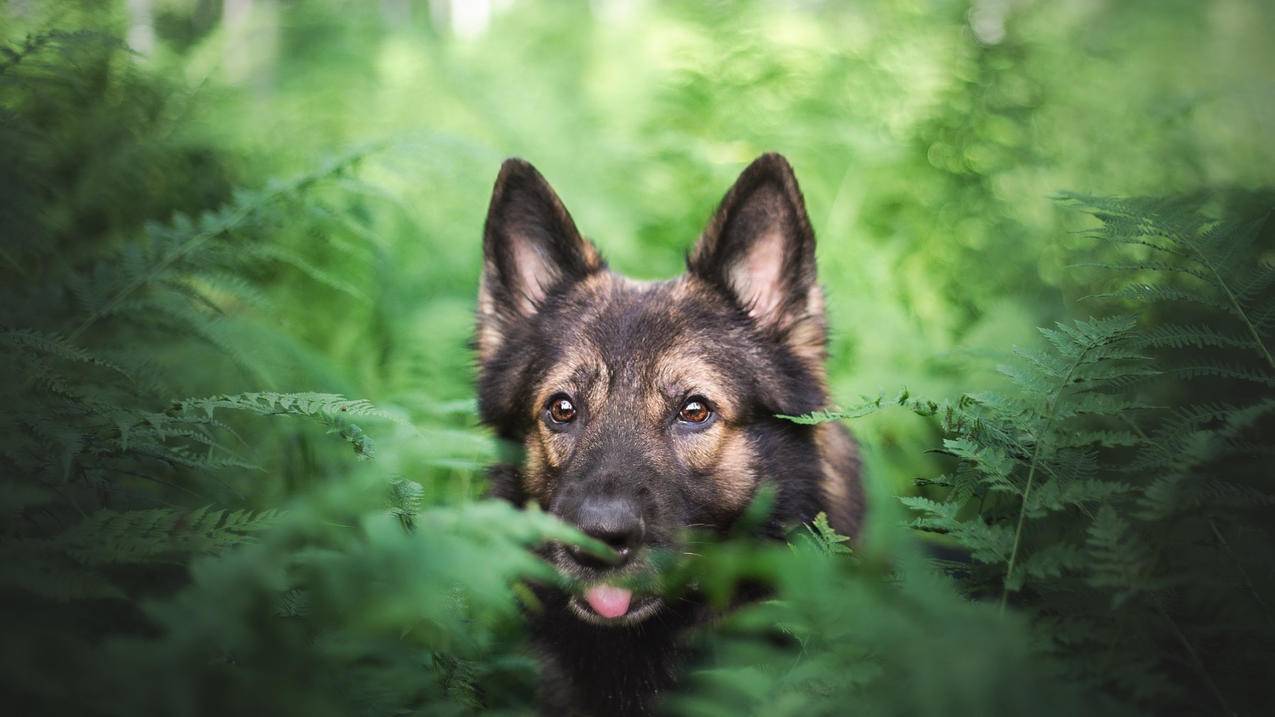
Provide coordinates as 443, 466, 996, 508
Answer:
547, 394, 577, 424
677, 396, 712, 424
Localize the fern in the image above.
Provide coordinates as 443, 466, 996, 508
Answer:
171, 392, 390, 458
1060, 192, 1275, 370
878, 193, 1275, 712
0, 30, 414, 712
800, 511, 855, 556
2, 19, 1272, 716
778, 387, 939, 424
67, 147, 377, 343
778, 193, 1273, 712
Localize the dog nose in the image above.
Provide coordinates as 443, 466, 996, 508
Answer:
566, 495, 645, 569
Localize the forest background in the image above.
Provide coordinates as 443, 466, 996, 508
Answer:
2, 1, 1273, 714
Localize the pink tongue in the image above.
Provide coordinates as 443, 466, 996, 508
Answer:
584, 584, 632, 619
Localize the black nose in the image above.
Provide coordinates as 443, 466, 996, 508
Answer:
566, 495, 645, 569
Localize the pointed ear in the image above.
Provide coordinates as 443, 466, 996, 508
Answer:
688, 153, 825, 359
477, 158, 605, 360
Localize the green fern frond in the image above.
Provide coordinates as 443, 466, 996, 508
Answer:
1068, 260, 1212, 283
1233, 261, 1275, 301
1199, 480, 1275, 509
241, 243, 370, 303
127, 441, 261, 473
1134, 323, 1256, 351
55, 506, 281, 564
172, 392, 388, 458
800, 512, 854, 556
1169, 364, 1275, 386
274, 588, 312, 618
897, 495, 960, 527
389, 479, 426, 529
939, 438, 1016, 483
0, 329, 133, 379
68, 147, 378, 342
1084, 284, 1233, 314
1053, 429, 1141, 448
0, 30, 122, 78
174, 392, 381, 420
1025, 478, 1133, 517
1085, 505, 1157, 608
1015, 543, 1085, 584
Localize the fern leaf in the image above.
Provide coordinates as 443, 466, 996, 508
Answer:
1234, 262, 1275, 303
898, 495, 961, 532
801, 511, 854, 556
1026, 479, 1134, 517
1085, 284, 1232, 314
1015, 543, 1086, 584
389, 479, 426, 528
1170, 364, 1275, 387
0, 329, 133, 379
274, 588, 312, 618
171, 392, 387, 457
55, 507, 280, 564
1054, 430, 1141, 448
1086, 505, 1158, 608
1068, 260, 1212, 283
1135, 324, 1256, 351
242, 243, 370, 303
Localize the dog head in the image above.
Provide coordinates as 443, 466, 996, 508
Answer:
475, 154, 830, 625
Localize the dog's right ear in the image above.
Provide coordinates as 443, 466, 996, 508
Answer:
687, 153, 825, 367
477, 159, 605, 360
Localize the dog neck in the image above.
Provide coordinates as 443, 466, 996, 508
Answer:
530, 590, 705, 717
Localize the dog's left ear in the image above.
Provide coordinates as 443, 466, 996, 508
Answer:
688, 153, 825, 361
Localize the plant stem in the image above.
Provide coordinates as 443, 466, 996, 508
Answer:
1157, 603, 1236, 716
1186, 227, 1275, 371
1208, 519, 1275, 629
999, 345, 1094, 613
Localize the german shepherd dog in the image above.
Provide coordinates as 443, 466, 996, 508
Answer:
475, 153, 864, 715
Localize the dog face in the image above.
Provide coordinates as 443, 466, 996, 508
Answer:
476, 154, 831, 625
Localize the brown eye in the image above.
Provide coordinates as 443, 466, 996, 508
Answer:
547, 395, 577, 424
678, 396, 711, 424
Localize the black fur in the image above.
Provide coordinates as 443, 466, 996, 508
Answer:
475, 154, 862, 715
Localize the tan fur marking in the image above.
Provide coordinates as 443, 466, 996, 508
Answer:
785, 285, 828, 386
648, 348, 739, 423
709, 429, 759, 512
475, 270, 503, 363
522, 438, 552, 502
677, 422, 727, 473
531, 345, 609, 422
816, 423, 863, 537
525, 336, 612, 502
575, 270, 619, 295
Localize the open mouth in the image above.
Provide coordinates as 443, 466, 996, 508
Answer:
567, 583, 664, 626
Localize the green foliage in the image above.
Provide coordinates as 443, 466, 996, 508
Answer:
172, 391, 388, 458
869, 196, 1275, 713
2, 3, 1273, 716
664, 538, 1112, 717
801, 511, 854, 556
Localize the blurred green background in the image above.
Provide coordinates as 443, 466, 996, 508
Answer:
8, 0, 1273, 496
3, 1, 1274, 714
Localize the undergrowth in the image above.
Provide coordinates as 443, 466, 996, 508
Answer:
775, 191, 1275, 714
1, 28, 1272, 717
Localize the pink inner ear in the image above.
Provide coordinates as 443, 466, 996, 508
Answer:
728, 228, 787, 323
510, 234, 558, 316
